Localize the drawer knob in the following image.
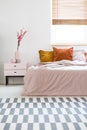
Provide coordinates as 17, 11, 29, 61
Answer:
14, 65, 16, 67
14, 72, 16, 73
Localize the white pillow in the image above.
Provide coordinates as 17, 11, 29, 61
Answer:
73, 49, 86, 61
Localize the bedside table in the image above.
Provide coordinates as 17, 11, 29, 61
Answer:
4, 63, 27, 85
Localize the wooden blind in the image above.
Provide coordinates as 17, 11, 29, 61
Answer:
52, 0, 87, 25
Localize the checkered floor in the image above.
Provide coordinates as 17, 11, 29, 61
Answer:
0, 97, 87, 130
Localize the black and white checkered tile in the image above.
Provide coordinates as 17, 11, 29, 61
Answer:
0, 97, 87, 130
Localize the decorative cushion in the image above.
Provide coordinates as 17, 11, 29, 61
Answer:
73, 49, 86, 61
84, 52, 87, 62
39, 50, 54, 62
53, 47, 73, 61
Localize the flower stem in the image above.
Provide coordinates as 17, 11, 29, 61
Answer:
17, 46, 19, 51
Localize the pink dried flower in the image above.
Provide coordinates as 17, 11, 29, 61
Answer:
17, 29, 27, 50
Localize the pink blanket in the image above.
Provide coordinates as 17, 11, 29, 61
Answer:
23, 60, 87, 96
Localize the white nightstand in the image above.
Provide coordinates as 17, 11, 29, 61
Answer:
4, 63, 27, 85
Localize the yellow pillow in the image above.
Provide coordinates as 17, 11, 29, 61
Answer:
39, 50, 54, 62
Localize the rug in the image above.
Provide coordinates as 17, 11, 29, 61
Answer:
0, 97, 87, 130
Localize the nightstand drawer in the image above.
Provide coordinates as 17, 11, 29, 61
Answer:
4, 70, 26, 76
4, 63, 26, 70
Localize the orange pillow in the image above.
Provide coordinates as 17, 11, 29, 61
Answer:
39, 50, 54, 62
53, 47, 73, 61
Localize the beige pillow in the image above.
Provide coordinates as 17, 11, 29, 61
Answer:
73, 49, 86, 61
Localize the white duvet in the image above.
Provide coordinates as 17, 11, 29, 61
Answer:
30, 60, 87, 70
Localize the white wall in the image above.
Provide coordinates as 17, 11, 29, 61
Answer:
1, 0, 87, 85
0, 0, 51, 84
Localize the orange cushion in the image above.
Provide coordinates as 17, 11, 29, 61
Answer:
53, 47, 73, 61
39, 50, 54, 62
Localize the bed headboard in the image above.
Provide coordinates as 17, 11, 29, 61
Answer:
51, 43, 87, 51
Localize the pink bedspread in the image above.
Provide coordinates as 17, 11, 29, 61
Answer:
23, 60, 87, 96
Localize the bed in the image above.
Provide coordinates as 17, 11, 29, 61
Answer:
22, 60, 87, 96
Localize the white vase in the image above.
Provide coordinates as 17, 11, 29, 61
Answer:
15, 50, 21, 63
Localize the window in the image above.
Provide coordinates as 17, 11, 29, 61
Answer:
52, 0, 87, 25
